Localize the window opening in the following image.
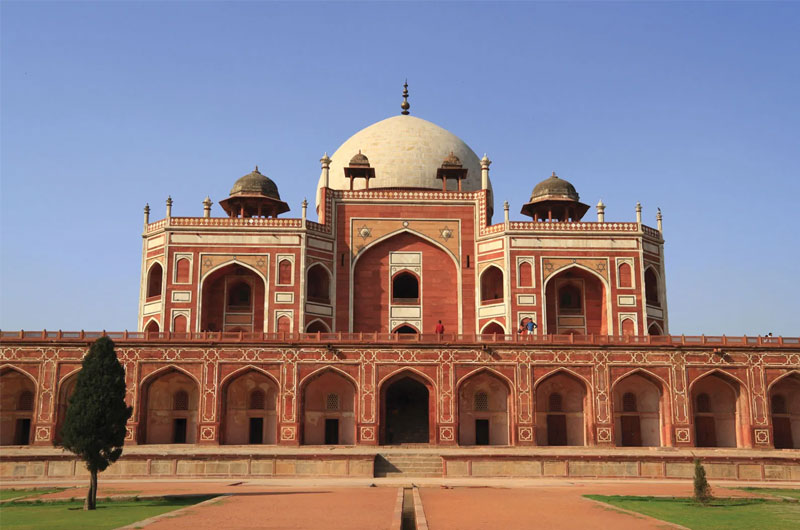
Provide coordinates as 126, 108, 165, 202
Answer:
17, 390, 34, 411
622, 392, 637, 412
474, 391, 489, 411
696, 393, 711, 413
392, 272, 419, 301
173, 390, 189, 411
548, 392, 563, 412
249, 389, 266, 410
326, 393, 340, 411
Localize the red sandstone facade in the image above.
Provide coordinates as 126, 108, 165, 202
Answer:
2, 104, 799, 455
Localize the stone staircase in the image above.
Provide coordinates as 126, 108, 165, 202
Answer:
374, 453, 444, 477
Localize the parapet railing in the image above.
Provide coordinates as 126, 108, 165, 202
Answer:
0, 331, 796, 348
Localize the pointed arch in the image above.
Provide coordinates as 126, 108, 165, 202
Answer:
644, 265, 661, 306
480, 320, 506, 335
534, 367, 589, 446
0, 366, 37, 446
143, 317, 160, 334
533, 366, 592, 392
648, 322, 664, 336
306, 263, 332, 304
0, 365, 38, 389
456, 367, 512, 446
688, 368, 747, 394
690, 369, 746, 448
542, 263, 612, 335
139, 365, 200, 444
305, 319, 331, 333
219, 365, 280, 390
198, 260, 268, 333
392, 323, 420, 334
54, 368, 81, 442
351, 228, 459, 270
299, 366, 357, 445
379, 367, 436, 445
611, 367, 668, 393
767, 370, 800, 392
611, 369, 668, 447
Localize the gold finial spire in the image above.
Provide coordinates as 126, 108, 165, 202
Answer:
401, 80, 410, 115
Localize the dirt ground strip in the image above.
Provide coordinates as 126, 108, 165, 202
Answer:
419, 482, 759, 530
0, 480, 789, 530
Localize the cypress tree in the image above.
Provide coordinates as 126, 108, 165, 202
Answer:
56, 337, 132, 510
693, 458, 713, 504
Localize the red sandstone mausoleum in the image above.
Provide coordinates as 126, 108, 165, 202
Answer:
2, 88, 799, 481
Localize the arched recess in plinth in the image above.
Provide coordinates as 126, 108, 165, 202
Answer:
0, 366, 37, 446
611, 369, 670, 447
54, 368, 81, 443
689, 370, 749, 448
219, 366, 279, 445
138, 366, 200, 444
299, 367, 357, 445
305, 319, 331, 333
379, 368, 436, 445
456, 368, 512, 446
768, 371, 800, 449
534, 368, 589, 446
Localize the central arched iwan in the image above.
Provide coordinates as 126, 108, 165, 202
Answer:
353, 232, 457, 333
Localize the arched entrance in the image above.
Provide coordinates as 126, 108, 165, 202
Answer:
221, 369, 278, 445
770, 373, 800, 449
458, 370, 510, 445
535, 371, 587, 446
0, 368, 35, 446
54, 371, 80, 443
139, 368, 199, 444
691, 372, 741, 447
612, 372, 665, 447
301, 370, 356, 445
381, 373, 432, 444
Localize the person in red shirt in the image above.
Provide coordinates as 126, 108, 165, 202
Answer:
434, 320, 445, 334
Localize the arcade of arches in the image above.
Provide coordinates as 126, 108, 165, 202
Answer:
3, 363, 799, 450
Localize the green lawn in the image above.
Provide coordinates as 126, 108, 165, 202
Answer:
0, 496, 215, 530
0, 488, 65, 501
585, 495, 800, 530
736, 487, 800, 501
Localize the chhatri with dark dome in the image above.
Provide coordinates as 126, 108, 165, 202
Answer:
5, 84, 796, 483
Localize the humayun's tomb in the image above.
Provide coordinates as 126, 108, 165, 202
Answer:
2, 87, 799, 481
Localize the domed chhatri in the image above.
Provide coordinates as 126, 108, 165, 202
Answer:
317, 115, 491, 206
219, 166, 290, 219
520, 172, 590, 222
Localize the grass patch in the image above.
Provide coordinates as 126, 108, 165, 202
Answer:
0, 495, 215, 529
585, 495, 800, 530
0, 488, 66, 501
736, 487, 800, 501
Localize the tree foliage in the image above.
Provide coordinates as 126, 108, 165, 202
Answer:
56, 337, 132, 509
693, 458, 713, 504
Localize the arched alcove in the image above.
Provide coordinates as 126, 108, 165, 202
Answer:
139, 369, 199, 444
147, 263, 163, 298
535, 371, 587, 446
770, 373, 800, 449
458, 371, 510, 445
392, 271, 419, 303
200, 263, 266, 333
645, 268, 660, 306
381, 372, 432, 444
221, 369, 278, 445
691, 372, 741, 447
613, 373, 664, 447
544, 266, 607, 335
0, 368, 35, 445
301, 370, 356, 445
480, 266, 504, 304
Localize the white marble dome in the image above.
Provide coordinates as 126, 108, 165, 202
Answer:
317, 115, 492, 210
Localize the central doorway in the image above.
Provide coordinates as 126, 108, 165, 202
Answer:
382, 376, 430, 444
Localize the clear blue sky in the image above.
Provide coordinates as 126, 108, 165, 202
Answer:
1, 1, 798, 335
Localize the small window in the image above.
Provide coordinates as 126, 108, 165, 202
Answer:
326, 393, 339, 411
548, 392, 563, 412
696, 393, 711, 413
622, 392, 637, 412
17, 391, 34, 411
771, 394, 787, 414
176, 258, 191, 283
173, 390, 189, 411
249, 389, 266, 410
474, 391, 489, 411
307, 265, 331, 304
278, 259, 292, 285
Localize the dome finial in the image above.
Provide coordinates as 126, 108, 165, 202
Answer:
401, 80, 410, 115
